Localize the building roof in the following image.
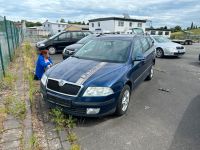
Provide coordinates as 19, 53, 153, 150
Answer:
43, 20, 68, 25
146, 28, 171, 31
89, 17, 146, 23
66, 24, 89, 28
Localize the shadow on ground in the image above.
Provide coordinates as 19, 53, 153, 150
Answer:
168, 95, 200, 150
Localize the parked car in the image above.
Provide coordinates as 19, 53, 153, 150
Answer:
40, 34, 155, 117
62, 34, 98, 59
151, 35, 186, 58
36, 31, 92, 54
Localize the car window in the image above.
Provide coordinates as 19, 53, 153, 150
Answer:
83, 32, 91, 36
75, 39, 131, 63
57, 32, 70, 40
146, 36, 154, 48
140, 37, 150, 52
132, 38, 143, 60
72, 32, 84, 39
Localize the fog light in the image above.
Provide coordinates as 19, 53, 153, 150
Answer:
86, 108, 100, 115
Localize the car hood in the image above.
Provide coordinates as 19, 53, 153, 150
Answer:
155, 42, 183, 48
47, 57, 125, 86
64, 43, 83, 51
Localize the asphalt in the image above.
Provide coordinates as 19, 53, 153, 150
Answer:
51, 44, 200, 150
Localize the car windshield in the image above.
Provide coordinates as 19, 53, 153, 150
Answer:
153, 36, 171, 43
77, 35, 94, 44
74, 39, 132, 63
49, 32, 62, 39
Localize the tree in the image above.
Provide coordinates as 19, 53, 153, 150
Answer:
82, 21, 85, 25
190, 22, 194, 29
60, 18, 65, 23
171, 26, 182, 32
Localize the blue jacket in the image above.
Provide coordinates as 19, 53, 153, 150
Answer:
35, 54, 53, 79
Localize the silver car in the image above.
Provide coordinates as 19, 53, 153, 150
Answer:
151, 35, 186, 58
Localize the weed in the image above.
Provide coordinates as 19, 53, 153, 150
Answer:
70, 144, 81, 150
0, 106, 7, 132
49, 108, 66, 131
67, 131, 78, 144
5, 96, 26, 120
66, 115, 77, 129
0, 71, 17, 90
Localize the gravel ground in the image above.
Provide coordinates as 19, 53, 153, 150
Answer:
50, 43, 200, 150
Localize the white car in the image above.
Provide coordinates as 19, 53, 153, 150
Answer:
151, 35, 186, 58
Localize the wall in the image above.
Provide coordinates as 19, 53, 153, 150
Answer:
89, 20, 115, 33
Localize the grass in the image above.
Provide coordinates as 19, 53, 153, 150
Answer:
29, 133, 42, 150
171, 28, 200, 40
4, 95, 26, 120
67, 132, 78, 143
0, 71, 17, 90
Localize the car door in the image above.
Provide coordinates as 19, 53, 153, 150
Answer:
53, 32, 71, 52
130, 37, 146, 88
71, 32, 85, 43
140, 36, 155, 78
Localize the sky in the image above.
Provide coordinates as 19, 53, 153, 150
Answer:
0, 0, 199, 28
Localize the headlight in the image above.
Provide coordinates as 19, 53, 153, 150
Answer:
41, 74, 48, 86
83, 87, 114, 97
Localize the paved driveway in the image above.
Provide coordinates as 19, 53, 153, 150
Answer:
51, 44, 200, 150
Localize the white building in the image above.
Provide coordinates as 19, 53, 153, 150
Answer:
42, 20, 68, 35
146, 28, 171, 38
89, 17, 146, 33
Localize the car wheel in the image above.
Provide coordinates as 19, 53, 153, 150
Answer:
115, 85, 131, 116
48, 46, 56, 55
145, 66, 154, 81
156, 48, 164, 58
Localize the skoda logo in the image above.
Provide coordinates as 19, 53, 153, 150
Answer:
59, 80, 65, 86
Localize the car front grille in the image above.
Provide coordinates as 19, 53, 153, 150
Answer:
176, 46, 184, 49
47, 78, 82, 96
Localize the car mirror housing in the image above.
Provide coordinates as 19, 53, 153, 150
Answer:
134, 51, 146, 61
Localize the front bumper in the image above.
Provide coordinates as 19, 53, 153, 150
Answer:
164, 50, 185, 56
41, 84, 120, 117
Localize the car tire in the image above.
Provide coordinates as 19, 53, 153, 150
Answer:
48, 46, 56, 55
145, 66, 154, 81
156, 48, 164, 58
115, 85, 131, 116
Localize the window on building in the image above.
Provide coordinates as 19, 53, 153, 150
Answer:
129, 22, 132, 27
158, 31, 163, 35
137, 22, 142, 27
58, 24, 60, 27
48, 24, 50, 27
44, 25, 45, 27
150, 31, 156, 35
165, 31, 169, 35
118, 21, 124, 27
98, 22, 100, 27
92, 23, 94, 27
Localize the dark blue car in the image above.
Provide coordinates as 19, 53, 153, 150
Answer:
40, 34, 155, 117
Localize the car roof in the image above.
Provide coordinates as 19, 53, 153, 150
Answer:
94, 34, 137, 40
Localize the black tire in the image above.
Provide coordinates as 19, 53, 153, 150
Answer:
145, 66, 154, 81
115, 85, 131, 116
156, 48, 164, 58
48, 46, 56, 55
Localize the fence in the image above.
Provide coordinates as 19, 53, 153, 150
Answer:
0, 16, 23, 79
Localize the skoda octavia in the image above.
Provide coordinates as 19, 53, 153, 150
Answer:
41, 34, 155, 117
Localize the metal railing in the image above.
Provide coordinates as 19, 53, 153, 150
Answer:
0, 16, 23, 79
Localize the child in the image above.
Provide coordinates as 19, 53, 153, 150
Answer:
34, 50, 53, 80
